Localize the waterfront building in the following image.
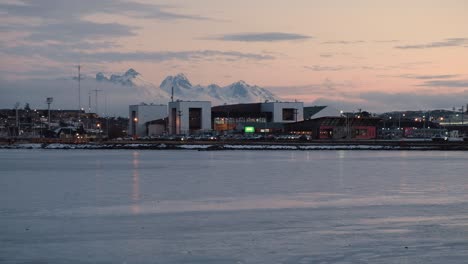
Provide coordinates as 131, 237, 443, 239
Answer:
128, 104, 167, 137
284, 117, 381, 139
168, 101, 211, 135
212, 101, 304, 133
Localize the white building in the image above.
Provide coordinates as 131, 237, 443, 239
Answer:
168, 101, 211, 134
129, 104, 167, 137
261, 102, 304, 123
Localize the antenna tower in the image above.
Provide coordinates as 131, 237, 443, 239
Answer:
88, 91, 91, 113
92, 88, 103, 115
171, 86, 174, 102
77, 65, 81, 111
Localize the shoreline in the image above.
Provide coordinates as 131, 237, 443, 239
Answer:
1, 140, 467, 151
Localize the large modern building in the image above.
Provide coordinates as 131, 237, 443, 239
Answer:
128, 100, 317, 136
128, 104, 167, 137
284, 117, 381, 139
168, 101, 211, 134
261, 102, 304, 123
212, 101, 304, 133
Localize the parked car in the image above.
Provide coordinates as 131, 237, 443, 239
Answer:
432, 135, 448, 142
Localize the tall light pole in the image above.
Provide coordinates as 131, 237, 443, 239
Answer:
177, 110, 182, 134
132, 117, 138, 138
340, 110, 349, 139
88, 91, 92, 113
398, 113, 405, 130
14, 102, 19, 128
106, 117, 110, 139
96, 123, 101, 140
92, 88, 102, 115
461, 106, 465, 125
46, 97, 53, 128
14, 102, 20, 136
399, 113, 405, 137
77, 65, 81, 113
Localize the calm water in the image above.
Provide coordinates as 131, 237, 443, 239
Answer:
1, 150, 467, 263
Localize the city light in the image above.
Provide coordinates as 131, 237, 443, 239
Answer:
244, 126, 255, 133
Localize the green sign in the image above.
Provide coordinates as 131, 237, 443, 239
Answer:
244, 126, 255, 133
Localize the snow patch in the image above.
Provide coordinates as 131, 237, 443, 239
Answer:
177, 145, 213, 149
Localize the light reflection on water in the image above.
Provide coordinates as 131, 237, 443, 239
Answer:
1, 150, 468, 263
131, 151, 141, 214
3, 150, 465, 216
52, 190, 468, 217
97, 150, 468, 217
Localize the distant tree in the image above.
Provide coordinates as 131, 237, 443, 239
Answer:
77, 124, 85, 135
108, 125, 126, 139
361, 111, 371, 117
24, 103, 31, 111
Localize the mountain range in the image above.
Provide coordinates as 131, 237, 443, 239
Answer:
95, 69, 281, 105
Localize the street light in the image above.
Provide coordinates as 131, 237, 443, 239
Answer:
46, 97, 53, 128
399, 113, 405, 130
106, 117, 110, 139
132, 117, 138, 138
340, 110, 349, 139
398, 113, 405, 137
14, 102, 20, 135
97, 123, 101, 139
177, 110, 182, 134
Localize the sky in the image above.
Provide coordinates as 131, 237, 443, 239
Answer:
1, 0, 468, 115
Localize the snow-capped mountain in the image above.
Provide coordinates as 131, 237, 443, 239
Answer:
160, 73, 193, 94
95, 69, 167, 101
0, 69, 282, 117
96, 68, 139, 86
96, 70, 281, 105
224, 80, 278, 102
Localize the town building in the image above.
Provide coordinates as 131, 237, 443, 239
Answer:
146, 118, 168, 137
212, 101, 304, 133
128, 104, 167, 137
168, 101, 211, 135
284, 117, 381, 139
261, 102, 304, 123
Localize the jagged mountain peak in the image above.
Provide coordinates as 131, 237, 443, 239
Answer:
160, 73, 193, 93
161, 73, 191, 84
124, 68, 139, 78
174, 73, 189, 80
157, 73, 280, 104
96, 68, 140, 86
96, 72, 106, 81
93, 69, 281, 105
231, 80, 249, 87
